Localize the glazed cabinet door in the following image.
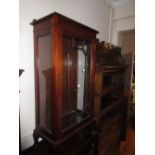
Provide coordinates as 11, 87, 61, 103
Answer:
61, 36, 92, 131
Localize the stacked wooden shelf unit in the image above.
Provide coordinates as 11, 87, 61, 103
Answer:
94, 41, 128, 155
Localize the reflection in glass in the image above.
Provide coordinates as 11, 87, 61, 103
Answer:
61, 37, 91, 131
103, 72, 124, 88
38, 34, 52, 134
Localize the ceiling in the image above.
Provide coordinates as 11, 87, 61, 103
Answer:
105, 0, 134, 8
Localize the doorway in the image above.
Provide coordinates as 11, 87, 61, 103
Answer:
118, 29, 135, 127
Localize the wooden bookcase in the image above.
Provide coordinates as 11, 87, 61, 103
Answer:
94, 41, 128, 155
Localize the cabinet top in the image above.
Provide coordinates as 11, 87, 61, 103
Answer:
31, 12, 99, 34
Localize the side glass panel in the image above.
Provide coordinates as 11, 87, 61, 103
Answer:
38, 34, 53, 134
61, 36, 91, 131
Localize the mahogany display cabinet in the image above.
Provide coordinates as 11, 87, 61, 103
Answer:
31, 12, 98, 155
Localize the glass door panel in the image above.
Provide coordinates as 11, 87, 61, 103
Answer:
103, 72, 124, 88
61, 36, 91, 131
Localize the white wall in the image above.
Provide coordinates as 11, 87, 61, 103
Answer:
110, 0, 135, 45
19, 0, 112, 150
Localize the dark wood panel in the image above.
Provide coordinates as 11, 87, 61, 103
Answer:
62, 37, 77, 114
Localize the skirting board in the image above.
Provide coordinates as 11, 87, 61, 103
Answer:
21, 135, 34, 151
21, 134, 43, 151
